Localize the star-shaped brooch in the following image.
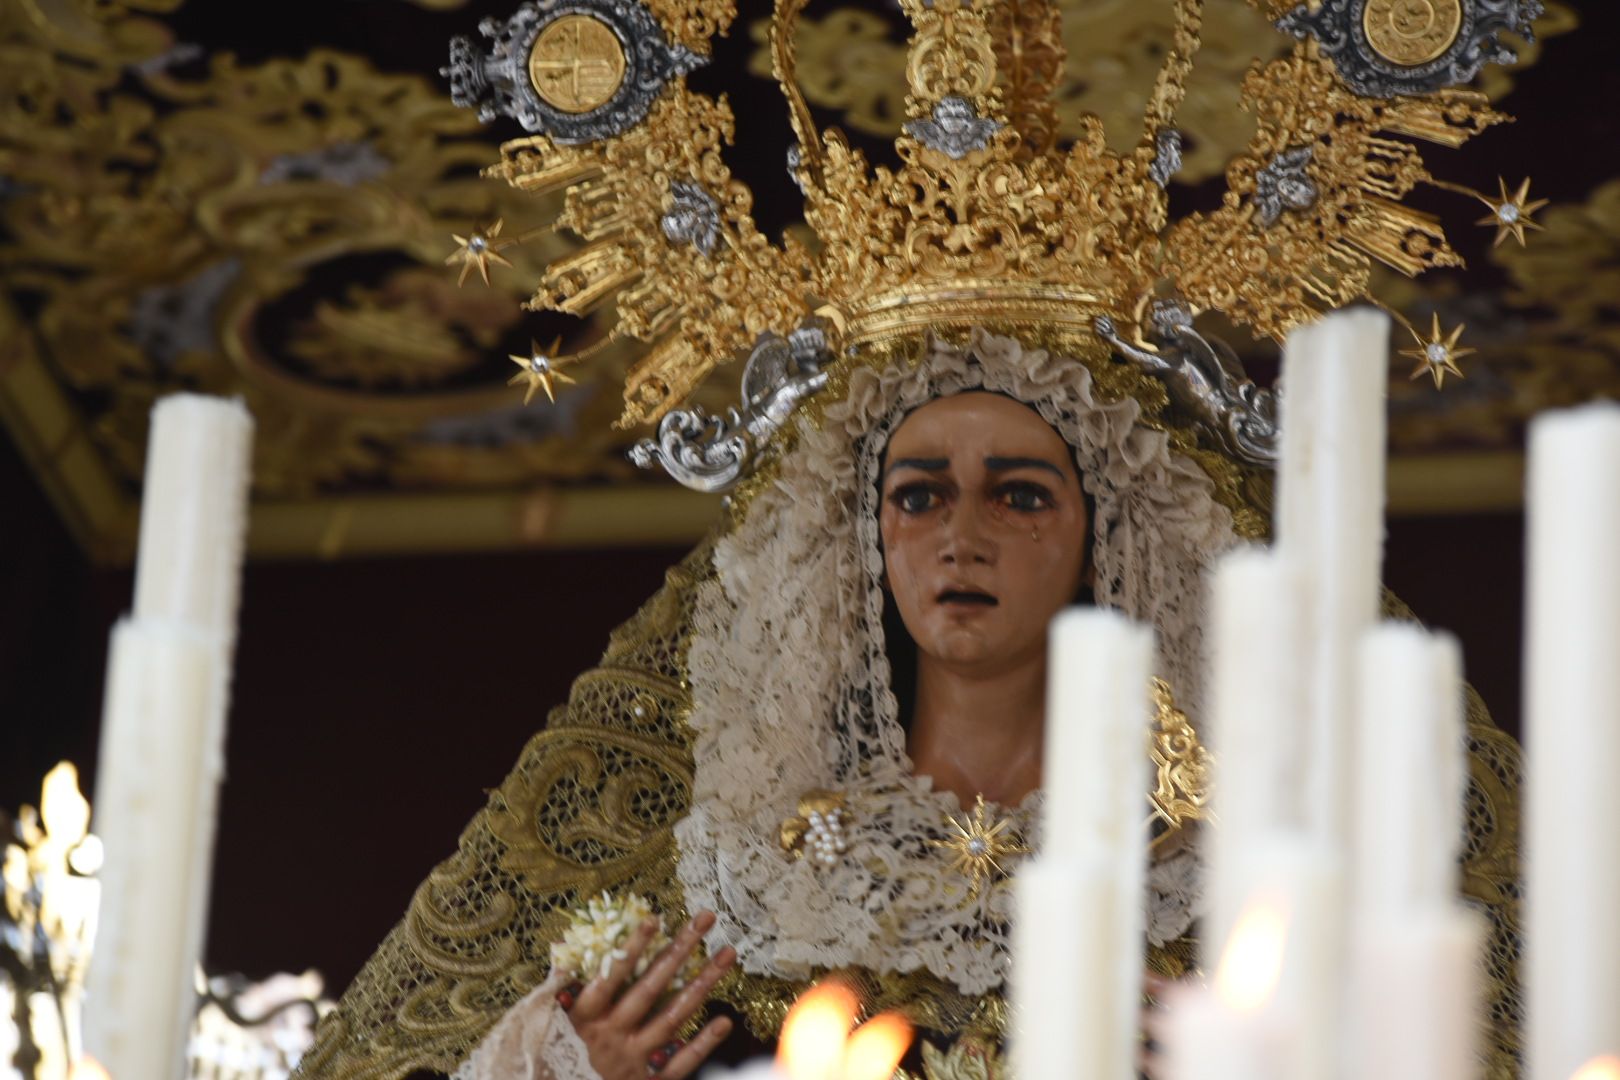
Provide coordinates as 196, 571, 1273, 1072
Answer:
508, 337, 577, 405
1474, 177, 1548, 249
931, 795, 1028, 899
1400, 313, 1476, 390
445, 218, 515, 286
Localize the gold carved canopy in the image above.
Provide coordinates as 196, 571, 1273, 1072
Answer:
0, 0, 1609, 561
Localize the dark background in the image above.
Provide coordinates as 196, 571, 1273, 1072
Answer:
0, 0, 1565, 999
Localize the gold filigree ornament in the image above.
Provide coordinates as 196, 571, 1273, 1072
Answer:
1148, 677, 1212, 842
930, 795, 1029, 899
442, 0, 1546, 458
918, 1035, 1007, 1080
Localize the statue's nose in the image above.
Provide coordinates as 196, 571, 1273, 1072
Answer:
939, 504, 996, 565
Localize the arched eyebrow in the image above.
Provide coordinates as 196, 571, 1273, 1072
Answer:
985, 455, 1068, 480
885, 457, 949, 478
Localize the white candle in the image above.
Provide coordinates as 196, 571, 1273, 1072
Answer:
1043, 608, 1154, 856
1524, 403, 1620, 1080
84, 394, 254, 1080
1162, 864, 1333, 1080
1010, 854, 1113, 1080
1192, 835, 1341, 1080
1275, 309, 1389, 846
1161, 980, 1284, 1080
1351, 623, 1465, 918
1237, 835, 1341, 1080
1033, 607, 1155, 1080
84, 621, 217, 1080
1206, 547, 1307, 951
132, 395, 254, 638
1348, 909, 1481, 1080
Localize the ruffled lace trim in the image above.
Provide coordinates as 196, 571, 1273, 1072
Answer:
452, 974, 600, 1080
677, 330, 1238, 994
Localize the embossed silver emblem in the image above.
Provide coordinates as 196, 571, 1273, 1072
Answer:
630, 320, 833, 492
443, 0, 703, 144
902, 97, 1003, 160
661, 181, 721, 256
1276, 0, 1543, 98
1095, 301, 1279, 467
1149, 130, 1184, 188
1254, 146, 1319, 228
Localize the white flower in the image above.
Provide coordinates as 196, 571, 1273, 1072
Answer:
549, 892, 704, 988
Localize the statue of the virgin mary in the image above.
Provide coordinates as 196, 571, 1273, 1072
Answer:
295, 0, 1536, 1076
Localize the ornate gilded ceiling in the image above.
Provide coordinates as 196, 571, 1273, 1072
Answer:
1, 0, 1614, 560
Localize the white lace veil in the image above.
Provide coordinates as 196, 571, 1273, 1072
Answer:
675, 330, 1240, 995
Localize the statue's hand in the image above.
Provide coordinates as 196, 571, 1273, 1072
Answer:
565, 910, 737, 1080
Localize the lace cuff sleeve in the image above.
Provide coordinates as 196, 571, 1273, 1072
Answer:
452, 974, 602, 1080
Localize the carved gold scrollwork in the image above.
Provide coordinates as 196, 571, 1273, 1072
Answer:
1148, 677, 1212, 838
901, 0, 1000, 108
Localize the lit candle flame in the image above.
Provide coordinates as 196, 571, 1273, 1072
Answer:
41, 762, 91, 850
1571, 1056, 1620, 1080
842, 1013, 913, 1080
776, 981, 913, 1080
70, 1055, 110, 1080
778, 981, 859, 1080
1214, 898, 1288, 1013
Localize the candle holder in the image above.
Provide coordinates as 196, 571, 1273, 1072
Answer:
2, 764, 100, 1080
3, 764, 332, 1080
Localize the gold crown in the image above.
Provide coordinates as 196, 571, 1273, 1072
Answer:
444, 0, 1543, 437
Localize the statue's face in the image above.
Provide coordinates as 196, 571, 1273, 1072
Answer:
880, 392, 1090, 674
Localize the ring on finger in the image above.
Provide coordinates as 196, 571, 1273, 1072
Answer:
647, 1040, 683, 1074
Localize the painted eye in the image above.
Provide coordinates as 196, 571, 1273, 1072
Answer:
890, 483, 942, 513
999, 482, 1053, 512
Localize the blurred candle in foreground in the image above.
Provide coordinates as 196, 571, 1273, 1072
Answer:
1162, 895, 1290, 1080
1524, 403, 1620, 1080
84, 394, 254, 1080
1207, 836, 1340, 1080
1024, 608, 1154, 1080
1570, 1057, 1620, 1080
132, 394, 254, 637
1012, 856, 1111, 1080
1274, 309, 1389, 847
1349, 909, 1480, 1080
84, 622, 217, 1080
1351, 623, 1465, 918
1206, 548, 1307, 951
1347, 622, 1478, 1080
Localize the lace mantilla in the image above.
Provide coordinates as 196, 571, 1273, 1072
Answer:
676, 330, 1238, 995
452, 973, 599, 1080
